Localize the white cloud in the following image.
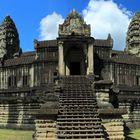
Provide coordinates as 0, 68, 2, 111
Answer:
83, 0, 132, 50
39, 12, 64, 40
39, 0, 132, 50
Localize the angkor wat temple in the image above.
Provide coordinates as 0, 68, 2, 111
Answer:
0, 10, 140, 140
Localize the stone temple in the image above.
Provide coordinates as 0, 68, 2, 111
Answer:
0, 10, 140, 140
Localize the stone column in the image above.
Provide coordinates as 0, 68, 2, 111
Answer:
87, 42, 94, 74
5, 69, 8, 89
29, 64, 34, 87
66, 65, 70, 75
58, 41, 65, 76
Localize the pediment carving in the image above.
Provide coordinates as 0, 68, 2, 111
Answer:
59, 9, 90, 37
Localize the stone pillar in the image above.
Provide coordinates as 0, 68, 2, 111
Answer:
29, 64, 34, 87
58, 41, 65, 76
66, 65, 70, 75
87, 42, 94, 74
5, 69, 8, 89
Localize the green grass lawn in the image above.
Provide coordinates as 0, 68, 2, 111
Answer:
128, 129, 140, 140
0, 129, 33, 140
0, 128, 140, 140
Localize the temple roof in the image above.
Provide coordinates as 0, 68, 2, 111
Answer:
94, 39, 112, 47
34, 38, 113, 48
2, 16, 16, 27
125, 12, 140, 56
1, 52, 35, 67
37, 40, 57, 48
111, 52, 140, 65
0, 15, 20, 59
59, 9, 90, 37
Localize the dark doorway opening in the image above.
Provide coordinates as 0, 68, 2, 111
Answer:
70, 62, 80, 75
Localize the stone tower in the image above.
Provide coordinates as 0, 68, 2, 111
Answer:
0, 16, 20, 60
125, 12, 140, 56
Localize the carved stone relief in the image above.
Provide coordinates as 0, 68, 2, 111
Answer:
59, 9, 90, 37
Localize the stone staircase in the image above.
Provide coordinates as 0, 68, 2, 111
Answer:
57, 76, 105, 140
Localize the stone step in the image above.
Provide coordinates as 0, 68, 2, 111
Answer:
63, 88, 92, 90
58, 129, 103, 133
63, 85, 92, 88
61, 95, 94, 97
58, 133, 104, 138
58, 113, 99, 118
58, 114, 99, 118
63, 91, 93, 93
36, 128, 56, 132
59, 102, 97, 105
108, 136, 125, 139
59, 97, 96, 100
35, 133, 55, 137
60, 95, 94, 97
59, 109, 98, 112
60, 98, 96, 101
57, 125, 102, 129
57, 121, 101, 125
57, 138, 104, 140
60, 101, 96, 104
59, 105, 98, 108
57, 117, 100, 121
61, 91, 93, 93
58, 111, 98, 114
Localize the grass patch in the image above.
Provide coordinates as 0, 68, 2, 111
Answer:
0, 128, 33, 140
128, 129, 140, 139
1, 128, 139, 140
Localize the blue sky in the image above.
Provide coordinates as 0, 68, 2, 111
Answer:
0, 0, 140, 52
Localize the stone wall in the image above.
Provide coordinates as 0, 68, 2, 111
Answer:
119, 102, 140, 129
34, 118, 57, 140
95, 81, 126, 139
0, 102, 40, 130
102, 119, 124, 140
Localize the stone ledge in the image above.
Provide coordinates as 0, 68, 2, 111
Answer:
98, 108, 127, 115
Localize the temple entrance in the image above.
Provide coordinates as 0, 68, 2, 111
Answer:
70, 62, 80, 75
64, 46, 86, 76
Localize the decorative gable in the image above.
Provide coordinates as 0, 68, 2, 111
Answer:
59, 9, 90, 37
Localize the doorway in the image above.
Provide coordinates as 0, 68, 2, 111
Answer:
70, 62, 80, 75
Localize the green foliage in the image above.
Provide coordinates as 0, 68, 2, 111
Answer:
129, 129, 140, 139
0, 129, 33, 140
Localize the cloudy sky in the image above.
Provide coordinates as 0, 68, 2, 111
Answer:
0, 0, 140, 51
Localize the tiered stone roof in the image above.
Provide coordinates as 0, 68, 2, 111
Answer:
126, 12, 140, 56
34, 40, 57, 48
111, 52, 140, 65
0, 51, 35, 67
0, 16, 20, 59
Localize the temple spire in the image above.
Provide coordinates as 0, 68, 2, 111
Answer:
0, 15, 20, 60
107, 33, 113, 47
125, 12, 140, 56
